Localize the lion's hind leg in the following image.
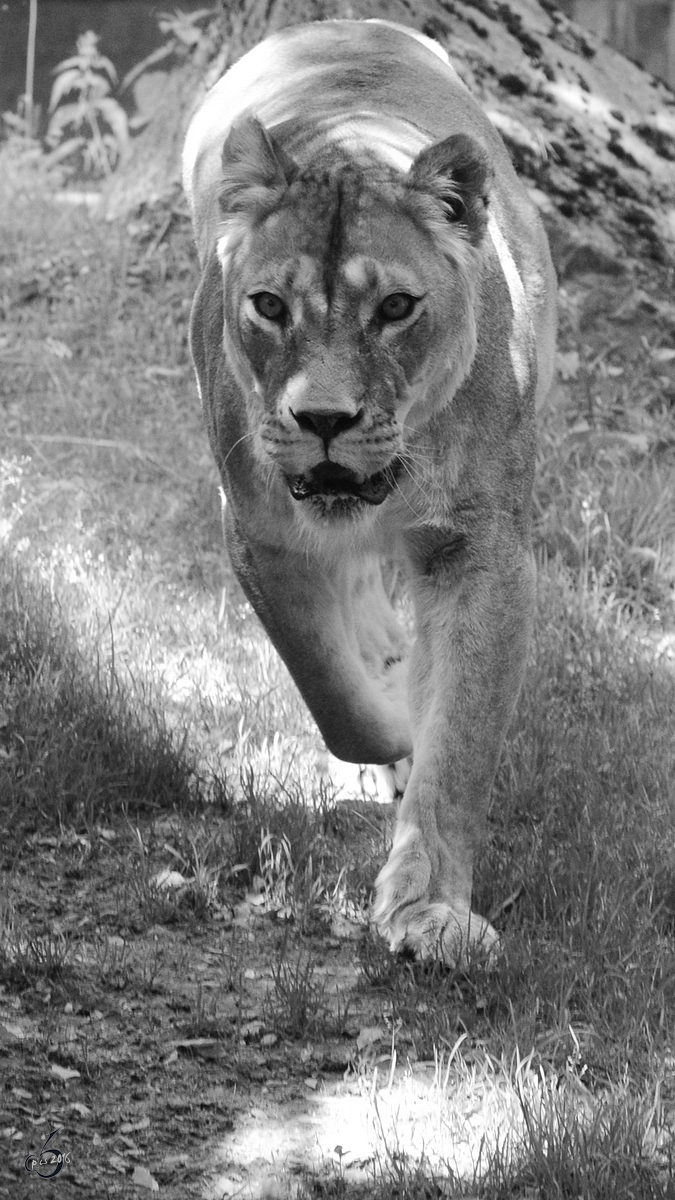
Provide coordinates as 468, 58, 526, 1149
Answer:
376, 755, 411, 800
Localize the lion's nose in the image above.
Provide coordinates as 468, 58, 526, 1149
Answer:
290, 407, 363, 443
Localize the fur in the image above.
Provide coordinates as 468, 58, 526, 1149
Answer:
184, 18, 557, 963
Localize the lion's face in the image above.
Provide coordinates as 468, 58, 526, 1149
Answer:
216, 120, 491, 527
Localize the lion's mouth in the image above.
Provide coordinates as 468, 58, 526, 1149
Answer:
287, 461, 399, 507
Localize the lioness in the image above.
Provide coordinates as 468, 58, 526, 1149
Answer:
183, 19, 557, 962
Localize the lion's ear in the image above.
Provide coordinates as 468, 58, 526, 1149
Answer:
407, 134, 492, 246
219, 116, 298, 215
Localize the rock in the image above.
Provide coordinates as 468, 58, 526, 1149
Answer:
103, 0, 675, 271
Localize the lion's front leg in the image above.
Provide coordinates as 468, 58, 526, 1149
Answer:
224, 506, 413, 765
372, 548, 536, 964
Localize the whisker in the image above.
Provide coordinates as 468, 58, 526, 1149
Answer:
221, 429, 258, 470
395, 482, 423, 522
401, 449, 433, 477
394, 461, 424, 521
401, 424, 436, 461
398, 452, 429, 492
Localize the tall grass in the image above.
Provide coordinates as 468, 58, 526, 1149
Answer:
0, 551, 203, 847
1, 147, 675, 1195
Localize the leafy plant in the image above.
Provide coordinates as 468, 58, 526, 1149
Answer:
46, 31, 129, 177
120, 6, 216, 95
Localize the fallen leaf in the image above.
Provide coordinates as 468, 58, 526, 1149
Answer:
121, 1117, 150, 1133
50, 1064, 80, 1082
557, 350, 580, 380
218, 1180, 243, 1197
162, 1152, 191, 1168
144, 366, 184, 379
1, 1022, 25, 1042
69, 1101, 92, 1118
241, 1021, 262, 1042
45, 337, 72, 359
356, 1026, 384, 1051
175, 1038, 225, 1060
153, 868, 187, 891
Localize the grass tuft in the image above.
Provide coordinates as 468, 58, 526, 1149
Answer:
0, 551, 203, 851
2, 145, 675, 1195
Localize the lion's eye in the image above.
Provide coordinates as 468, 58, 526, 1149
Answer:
379, 293, 416, 322
252, 292, 286, 321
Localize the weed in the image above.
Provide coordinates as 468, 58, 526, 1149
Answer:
211, 926, 249, 992
0, 903, 75, 985
3, 131, 675, 1197
256, 826, 296, 917
120, 4, 216, 98
182, 980, 230, 1040
159, 824, 230, 913
264, 940, 330, 1039
46, 31, 129, 177
93, 935, 133, 991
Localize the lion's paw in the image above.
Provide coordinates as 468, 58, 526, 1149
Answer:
374, 896, 500, 965
372, 822, 500, 966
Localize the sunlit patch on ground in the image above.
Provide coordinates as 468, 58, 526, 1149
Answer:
3, 139, 675, 1197
205, 1044, 672, 1198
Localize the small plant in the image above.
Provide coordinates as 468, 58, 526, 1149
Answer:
46, 31, 129, 177
93, 935, 133, 991
257, 827, 295, 917
119, 6, 216, 96
0, 903, 75, 985
264, 943, 329, 1039
175, 831, 224, 916
183, 980, 229, 1039
156, 7, 214, 46
93, 932, 165, 993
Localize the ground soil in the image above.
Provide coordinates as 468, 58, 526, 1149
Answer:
2, 2, 675, 1196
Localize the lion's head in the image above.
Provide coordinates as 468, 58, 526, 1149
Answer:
214, 116, 492, 529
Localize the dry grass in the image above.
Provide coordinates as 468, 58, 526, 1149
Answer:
2, 145, 675, 1196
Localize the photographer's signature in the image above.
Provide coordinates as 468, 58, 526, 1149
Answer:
25, 1129, 71, 1178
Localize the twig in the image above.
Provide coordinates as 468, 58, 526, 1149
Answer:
144, 212, 174, 260
25, 0, 38, 135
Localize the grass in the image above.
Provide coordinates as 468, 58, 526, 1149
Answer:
1, 140, 675, 1196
